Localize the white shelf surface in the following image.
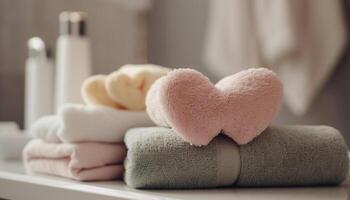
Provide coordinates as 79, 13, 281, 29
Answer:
0, 160, 349, 200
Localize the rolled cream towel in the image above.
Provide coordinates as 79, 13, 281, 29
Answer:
81, 75, 123, 109
30, 104, 154, 143
124, 126, 348, 188
23, 139, 126, 181
106, 64, 170, 110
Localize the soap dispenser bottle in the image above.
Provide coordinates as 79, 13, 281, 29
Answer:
25, 37, 54, 129
55, 11, 91, 111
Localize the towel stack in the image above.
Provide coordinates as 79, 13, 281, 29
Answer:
124, 126, 348, 188
23, 64, 170, 181
124, 68, 349, 188
23, 66, 349, 187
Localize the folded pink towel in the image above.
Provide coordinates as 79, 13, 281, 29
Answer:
23, 139, 126, 181
146, 68, 283, 146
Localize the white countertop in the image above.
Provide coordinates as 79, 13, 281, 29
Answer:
0, 160, 349, 200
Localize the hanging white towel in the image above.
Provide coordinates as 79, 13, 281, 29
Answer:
204, 0, 262, 77
204, 0, 347, 115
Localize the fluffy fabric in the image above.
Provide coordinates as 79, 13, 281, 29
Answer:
124, 126, 348, 188
105, 64, 170, 110
23, 139, 126, 181
237, 125, 349, 186
81, 75, 122, 109
146, 68, 283, 145
124, 127, 240, 189
30, 115, 61, 143
30, 104, 154, 143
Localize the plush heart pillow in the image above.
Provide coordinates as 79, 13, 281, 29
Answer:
146, 68, 283, 145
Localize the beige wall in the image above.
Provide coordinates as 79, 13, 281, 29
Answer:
147, 0, 211, 77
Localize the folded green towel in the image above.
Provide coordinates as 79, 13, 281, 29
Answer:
124, 127, 240, 188
124, 126, 349, 189
238, 126, 348, 186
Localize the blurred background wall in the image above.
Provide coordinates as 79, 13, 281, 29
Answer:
1, 0, 350, 144
0, 0, 150, 127
147, 0, 210, 75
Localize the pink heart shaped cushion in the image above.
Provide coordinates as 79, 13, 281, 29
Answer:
146, 68, 283, 146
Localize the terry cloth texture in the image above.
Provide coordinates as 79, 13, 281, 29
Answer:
146, 68, 283, 146
30, 115, 61, 143
105, 64, 171, 110
23, 139, 126, 181
82, 75, 122, 109
124, 126, 348, 188
124, 127, 240, 189
82, 64, 170, 110
30, 103, 154, 143
237, 125, 349, 186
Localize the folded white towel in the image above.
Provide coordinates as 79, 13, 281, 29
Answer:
30, 104, 155, 143
30, 115, 61, 143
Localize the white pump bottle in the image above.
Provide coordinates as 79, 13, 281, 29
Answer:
25, 37, 54, 129
55, 11, 91, 111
